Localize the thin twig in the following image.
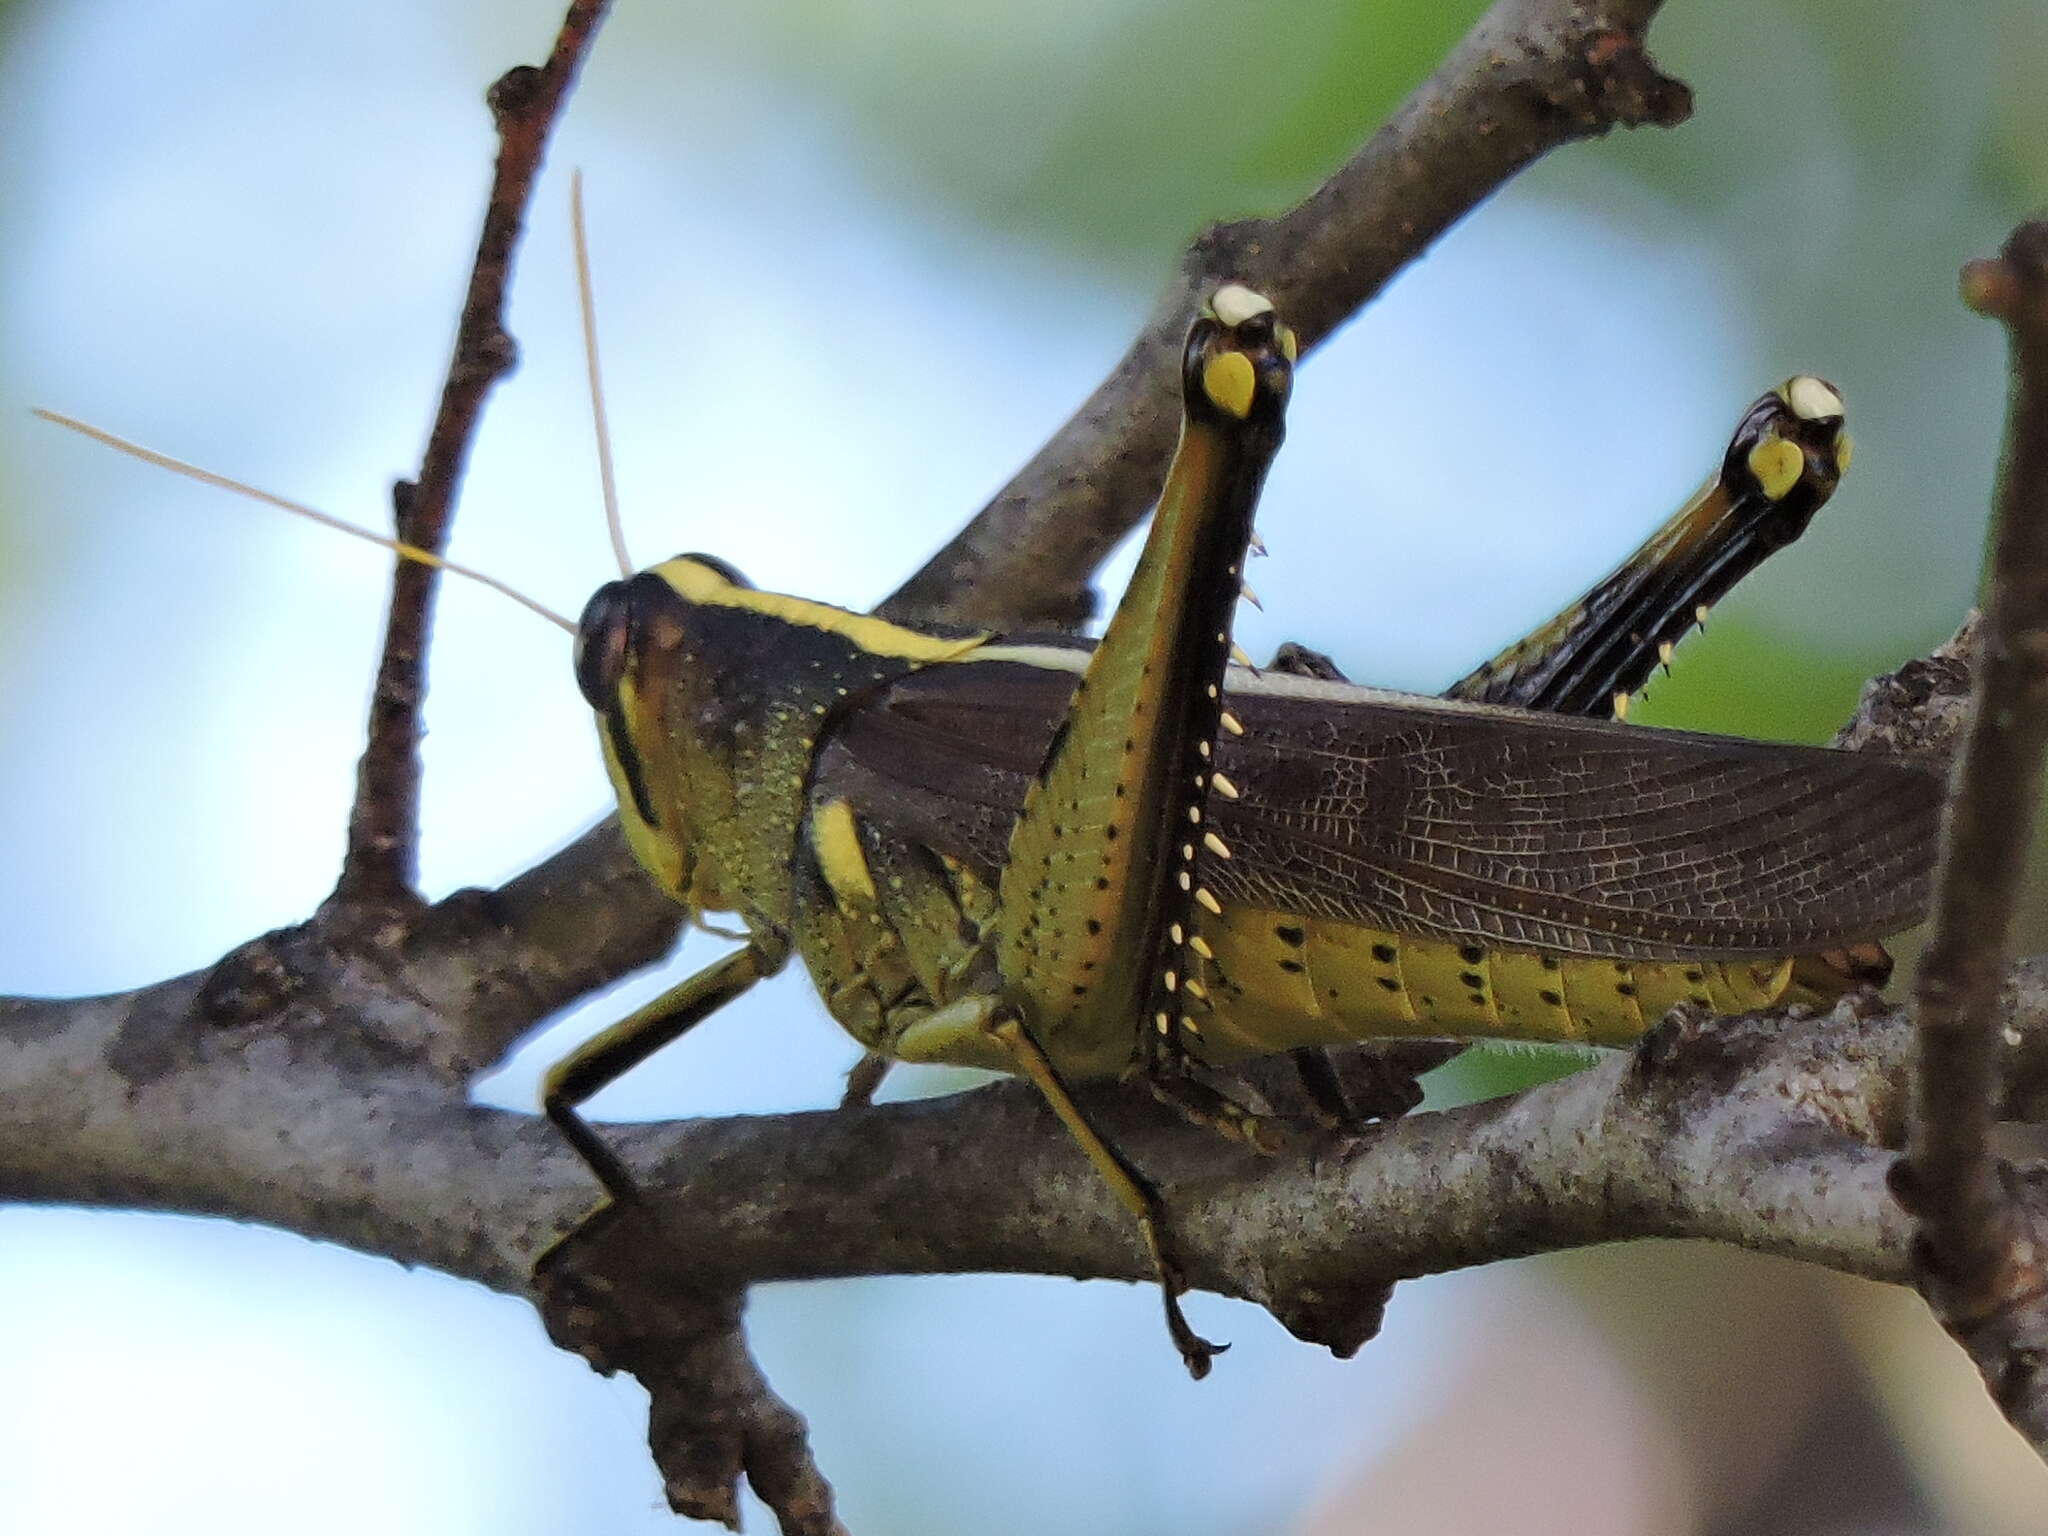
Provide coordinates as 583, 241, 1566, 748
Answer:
334, 0, 614, 910
1903, 220, 2048, 1444
879, 0, 1690, 631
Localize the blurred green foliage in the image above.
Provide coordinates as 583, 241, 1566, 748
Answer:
1630, 616, 1927, 742
660, 0, 1488, 265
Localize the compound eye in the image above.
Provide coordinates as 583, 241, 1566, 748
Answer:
573, 581, 634, 710
676, 552, 753, 589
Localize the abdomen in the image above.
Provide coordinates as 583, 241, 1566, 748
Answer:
1186, 904, 1795, 1056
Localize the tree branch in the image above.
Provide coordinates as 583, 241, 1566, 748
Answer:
1897, 220, 2048, 1448
15, 948, 2048, 1336
337, 0, 614, 909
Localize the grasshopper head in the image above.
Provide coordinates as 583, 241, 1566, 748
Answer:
574, 554, 755, 913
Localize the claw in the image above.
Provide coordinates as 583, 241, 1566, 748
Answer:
1166, 1295, 1228, 1380
1143, 1227, 1228, 1380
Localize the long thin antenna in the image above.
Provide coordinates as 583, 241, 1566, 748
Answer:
571, 169, 632, 579
33, 408, 578, 634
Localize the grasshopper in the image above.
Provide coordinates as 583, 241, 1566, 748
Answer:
41, 284, 1931, 1369
544, 285, 1940, 1373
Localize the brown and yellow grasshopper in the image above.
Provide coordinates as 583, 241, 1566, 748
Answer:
543, 285, 1940, 1372
40, 281, 1937, 1373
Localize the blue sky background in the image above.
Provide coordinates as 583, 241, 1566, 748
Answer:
2, 0, 2044, 1531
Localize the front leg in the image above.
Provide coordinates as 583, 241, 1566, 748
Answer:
543, 939, 785, 1210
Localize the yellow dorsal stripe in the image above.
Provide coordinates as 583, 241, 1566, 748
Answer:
650, 556, 988, 663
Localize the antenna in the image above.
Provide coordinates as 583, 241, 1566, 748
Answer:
32, 408, 578, 635
571, 170, 633, 579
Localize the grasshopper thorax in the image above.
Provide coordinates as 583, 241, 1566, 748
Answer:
576, 552, 991, 934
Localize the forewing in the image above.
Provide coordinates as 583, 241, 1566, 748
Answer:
814, 653, 1943, 962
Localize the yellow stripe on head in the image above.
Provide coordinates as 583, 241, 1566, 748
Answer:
648, 555, 988, 663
